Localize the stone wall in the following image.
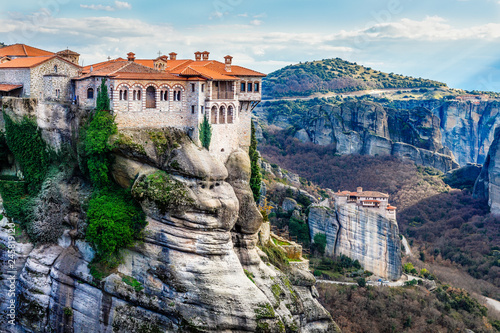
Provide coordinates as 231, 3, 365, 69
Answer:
0, 68, 30, 96
31, 57, 80, 100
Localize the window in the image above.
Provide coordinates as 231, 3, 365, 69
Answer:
110, 87, 113, 100
87, 88, 94, 99
191, 84, 195, 92
161, 90, 168, 101
54, 65, 58, 73
120, 89, 128, 101
55, 89, 60, 98
241, 82, 246, 92
254, 83, 260, 92
133, 90, 137, 101
247, 83, 253, 92
201, 84, 205, 92
174, 90, 182, 101
191, 105, 195, 114
137, 90, 141, 100
201, 106, 204, 114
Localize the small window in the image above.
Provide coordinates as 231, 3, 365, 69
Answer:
110, 87, 113, 99
54, 65, 58, 73
174, 90, 182, 101
55, 89, 60, 97
87, 88, 94, 99
163, 91, 168, 101
201, 84, 205, 92
247, 83, 252, 92
133, 90, 137, 101
241, 82, 246, 92
137, 90, 141, 100
254, 83, 260, 92
191, 105, 195, 114
201, 106, 204, 114
191, 84, 195, 92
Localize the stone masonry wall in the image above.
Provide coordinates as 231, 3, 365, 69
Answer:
31, 57, 80, 100
0, 69, 31, 96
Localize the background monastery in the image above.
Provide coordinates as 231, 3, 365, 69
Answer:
0, 44, 265, 160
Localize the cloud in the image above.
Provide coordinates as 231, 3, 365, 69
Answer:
250, 19, 262, 26
80, 1, 131, 11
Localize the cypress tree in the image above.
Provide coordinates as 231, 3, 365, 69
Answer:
249, 120, 261, 202
199, 115, 212, 150
96, 78, 110, 112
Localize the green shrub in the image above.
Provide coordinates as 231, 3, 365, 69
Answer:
249, 121, 261, 202
122, 275, 144, 292
3, 113, 50, 194
260, 241, 290, 272
0, 180, 33, 225
312, 233, 327, 255
199, 115, 212, 149
86, 186, 146, 260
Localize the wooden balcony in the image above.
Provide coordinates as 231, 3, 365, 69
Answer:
211, 91, 234, 100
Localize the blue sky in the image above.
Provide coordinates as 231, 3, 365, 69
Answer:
1, 0, 500, 91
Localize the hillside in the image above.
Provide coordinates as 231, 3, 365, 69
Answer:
263, 57, 447, 98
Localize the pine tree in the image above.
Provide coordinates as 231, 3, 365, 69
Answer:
249, 120, 261, 202
199, 115, 212, 150
96, 78, 110, 112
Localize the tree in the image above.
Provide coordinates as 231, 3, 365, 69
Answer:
96, 78, 110, 112
199, 115, 212, 149
312, 233, 327, 255
249, 120, 261, 202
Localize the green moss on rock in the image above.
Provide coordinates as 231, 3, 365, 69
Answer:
132, 171, 194, 213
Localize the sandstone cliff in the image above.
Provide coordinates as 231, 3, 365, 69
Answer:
474, 127, 500, 215
260, 99, 500, 172
0, 101, 338, 332
308, 204, 402, 281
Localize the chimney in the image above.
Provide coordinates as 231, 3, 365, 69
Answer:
357, 187, 363, 193
202, 51, 210, 60
194, 51, 202, 61
169, 52, 177, 60
127, 52, 135, 62
224, 55, 233, 72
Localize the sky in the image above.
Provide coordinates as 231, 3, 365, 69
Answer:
1, 0, 500, 91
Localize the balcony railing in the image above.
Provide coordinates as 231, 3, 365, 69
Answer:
211, 91, 234, 100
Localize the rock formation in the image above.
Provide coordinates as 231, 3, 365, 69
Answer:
261, 99, 500, 171
308, 204, 402, 281
0, 119, 338, 332
474, 127, 500, 215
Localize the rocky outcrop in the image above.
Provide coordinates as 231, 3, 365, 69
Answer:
308, 204, 402, 281
0, 127, 337, 332
391, 100, 500, 166
474, 127, 500, 215
264, 100, 459, 172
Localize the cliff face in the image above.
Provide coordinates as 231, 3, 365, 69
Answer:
261, 99, 500, 171
390, 100, 500, 166
0, 105, 338, 332
308, 204, 402, 281
474, 127, 500, 215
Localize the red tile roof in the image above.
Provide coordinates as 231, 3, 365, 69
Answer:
0, 44, 54, 57
57, 49, 80, 56
386, 206, 397, 210
0, 84, 22, 92
0, 56, 53, 68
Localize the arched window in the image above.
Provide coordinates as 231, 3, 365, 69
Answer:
119, 89, 128, 101
133, 90, 137, 101
137, 90, 141, 100
161, 90, 169, 101
110, 87, 113, 100
54, 65, 58, 73
211, 106, 218, 124
174, 89, 182, 101
227, 105, 234, 124
87, 88, 94, 99
146, 86, 156, 108
219, 106, 226, 124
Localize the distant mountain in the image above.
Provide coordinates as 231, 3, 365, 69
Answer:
263, 57, 447, 98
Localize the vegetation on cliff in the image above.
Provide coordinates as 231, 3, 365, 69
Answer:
199, 115, 212, 150
264, 57, 446, 98
81, 79, 146, 264
318, 283, 497, 333
250, 120, 262, 202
